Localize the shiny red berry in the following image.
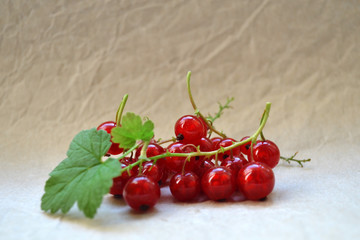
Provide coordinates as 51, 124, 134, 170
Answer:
201, 167, 235, 201
170, 172, 200, 202
211, 137, 223, 149
123, 176, 161, 211
141, 162, 162, 182
237, 162, 275, 200
97, 121, 123, 155
109, 162, 135, 197
165, 142, 196, 173
135, 143, 166, 169
253, 140, 280, 168
239, 136, 252, 156
218, 138, 241, 160
193, 159, 215, 179
196, 116, 209, 133
175, 115, 206, 145
220, 155, 247, 177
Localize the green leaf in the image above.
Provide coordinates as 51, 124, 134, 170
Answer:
111, 112, 154, 149
41, 128, 121, 218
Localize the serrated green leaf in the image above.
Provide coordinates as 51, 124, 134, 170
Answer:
111, 112, 154, 149
41, 128, 121, 218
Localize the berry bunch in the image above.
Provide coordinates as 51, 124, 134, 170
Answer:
41, 72, 310, 218
103, 119, 280, 208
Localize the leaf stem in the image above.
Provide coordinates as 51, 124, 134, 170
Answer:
186, 71, 227, 138
115, 94, 129, 126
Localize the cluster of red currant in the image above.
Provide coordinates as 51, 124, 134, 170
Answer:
40, 72, 309, 218
97, 111, 280, 211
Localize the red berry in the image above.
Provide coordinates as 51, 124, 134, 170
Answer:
170, 172, 200, 202
141, 162, 162, 182
175, 115, 206, 145
123, 176, 161, 211
196, 116, 209, 133
253, 140, 280, 168
220, 155, 247, 177
237, 162, 275, 200
135, 143, 166, 169
211, 137, 223, 149
218, 138, 241, 160
193, 159, 215, 179
165, 142, 196, 173
159, 168, 171, 186
199, 137, 214, 152
239, 136, 252, 156
109, 162, 135, 197
201, 167, 235, 201
97, 121, 123, 155
198, 137, 214, 161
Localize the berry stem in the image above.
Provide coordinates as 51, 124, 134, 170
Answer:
138, 141, 150, 172
186, 71, 227, 138
207, 97, 234, 123
280, 152, 311, 167
117, 102, 272, 174
259, 110, 267, 141
157, 138, 176, 145
115, 94, 129, 126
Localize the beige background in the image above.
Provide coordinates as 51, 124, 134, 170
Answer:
1, 0, 359, 239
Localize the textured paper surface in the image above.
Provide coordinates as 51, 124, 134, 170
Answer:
1, 1, 359, 239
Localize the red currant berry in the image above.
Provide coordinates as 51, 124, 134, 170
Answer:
237, 162, 275, 200
253, 140, 280, 168
239, 136, 252, 156
170, 172, 200, 202
193, 159, 215, 179
211, 137, 223, 149
159, 168, 171, 187
141, 162, 162, 182
135, 143, 166, 169
199, 137, 214, 152
174, 115, 206, 145
97, 121, 123, 155
218, 138, 241, 160
220, 155, 246, 177
198, 137, 214, 161
165, 142, 196, 172
201, 167, 235, 201
196, 116, 209, 132
119, 157, 132, 165
109, 162, 135, 197
123, 176, 161, 211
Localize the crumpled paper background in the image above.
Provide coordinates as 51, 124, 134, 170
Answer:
0, 0, 359, 239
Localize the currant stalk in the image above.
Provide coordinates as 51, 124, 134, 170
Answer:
138, 141, 150, 172
280, 152, 311, 167
186, 71, 227, 138
117, 102, 272, 175
115, 94, 128, 126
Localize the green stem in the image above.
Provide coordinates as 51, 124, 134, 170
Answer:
119, 102, 272, 174
115, 94, 129, 126
280, 152, 311, 167
138, 141, 149, 172
186, 71, 227, 138
259, 110, 266, 141
260, 132, 266, 141
157, 138, 176, 145
113, 143, 140, 175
